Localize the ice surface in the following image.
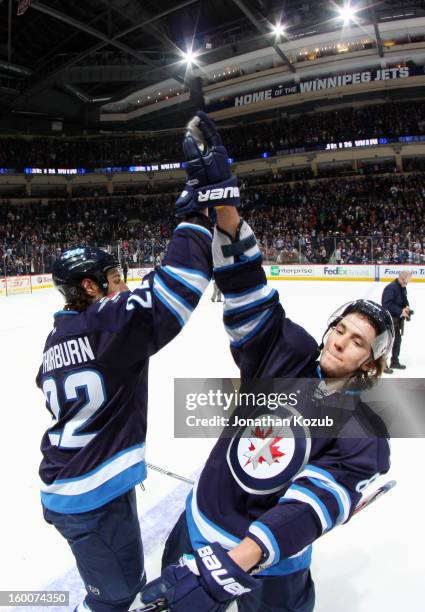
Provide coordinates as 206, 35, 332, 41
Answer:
0, 280, 423, 611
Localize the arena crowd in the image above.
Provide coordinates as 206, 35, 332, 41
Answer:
1, 101, 425, 169
1, 173, 424, 276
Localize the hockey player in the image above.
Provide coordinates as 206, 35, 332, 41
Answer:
36, 180, 213, 608
141, 113, 394, 612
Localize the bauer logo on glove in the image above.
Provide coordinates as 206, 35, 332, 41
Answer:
197, 545, 251, 598
198, 185, 240, 203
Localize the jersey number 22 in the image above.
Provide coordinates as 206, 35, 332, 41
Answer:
42, 369, 106, 449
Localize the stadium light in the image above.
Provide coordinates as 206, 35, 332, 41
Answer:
337, 2, 357, 24
272, 22, 285, 37
182, 48, 198, 66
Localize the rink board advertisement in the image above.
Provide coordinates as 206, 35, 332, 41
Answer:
0, 269, 153, 297
32, 274, 53, 290
378, 265, 425, 280
265, 264, 425, 281
1, 265, 425, 297
0, 274, 33, 295
129, 267, 154, 281
266, 264, 376, 281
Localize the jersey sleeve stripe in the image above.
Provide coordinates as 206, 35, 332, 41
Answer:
175, 222, 213, 240
225, 308, 270, 330
248, 521, 280, 567
228, 308, 274, 347
162, 264, 210, 281
280, 484, 333, 533
296, 467, 351, 524
153, 275, 194, 327
306, 478, 346, 525
222, 283, 265, 299
214, 252, 261, 272
161, 265, 210, 297
153, 288, 185, 327
301, 464, 337, 482
224, 285, 275, 314
224, 284, 272, 308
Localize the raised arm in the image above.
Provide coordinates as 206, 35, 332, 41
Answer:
212, 215, 282, 377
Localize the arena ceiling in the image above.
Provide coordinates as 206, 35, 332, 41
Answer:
1, 0, 425, 132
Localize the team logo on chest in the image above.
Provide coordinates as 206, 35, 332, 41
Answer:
227, 409, 310, 494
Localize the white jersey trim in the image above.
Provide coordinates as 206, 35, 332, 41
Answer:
40, 445, 145, 495
190, 480, 239, 550
281, 484, 332, 533
295, 466, 351, 524
224, 284, 274, 314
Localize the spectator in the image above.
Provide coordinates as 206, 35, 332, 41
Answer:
2, 100, 425, 169
381, 270, 413, 372
1, 173, 425, 273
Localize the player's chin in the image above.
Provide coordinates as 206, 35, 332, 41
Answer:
319, 353, 344, 378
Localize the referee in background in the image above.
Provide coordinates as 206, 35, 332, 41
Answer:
381, 270, 412, 373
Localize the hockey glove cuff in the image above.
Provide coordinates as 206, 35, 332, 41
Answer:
140, 543, 259, 612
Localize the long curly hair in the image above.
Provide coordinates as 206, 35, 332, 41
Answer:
63, 284, 93, 312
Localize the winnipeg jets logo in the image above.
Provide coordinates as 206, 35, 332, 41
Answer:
243, 426, 285, 470
236, 425, 295, 481
227, 410, 311, 494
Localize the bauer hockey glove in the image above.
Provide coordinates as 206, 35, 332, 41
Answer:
140, 543, 259, 612
176, 111, 240, 216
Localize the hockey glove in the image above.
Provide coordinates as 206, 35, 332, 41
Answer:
140, 543, 259, 612
176, 111, 240, 216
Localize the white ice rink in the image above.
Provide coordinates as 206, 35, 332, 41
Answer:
1, 279, 424, 612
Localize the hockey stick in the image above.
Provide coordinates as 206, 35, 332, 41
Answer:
147, 463, 398, 514
146, 462, 195, 485
352, 479, 397, 515
146, 463, 397, 514
135, 480, 397, 611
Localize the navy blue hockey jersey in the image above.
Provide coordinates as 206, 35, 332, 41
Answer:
36, 221, 212, 514
186, 233, 390, 576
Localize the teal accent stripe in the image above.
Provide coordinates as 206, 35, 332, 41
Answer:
175, 223, 212, 240
185, 491, 240, 549
250, 520, 280, 564
161, 266, 202, 297
41, 461, 147, 514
